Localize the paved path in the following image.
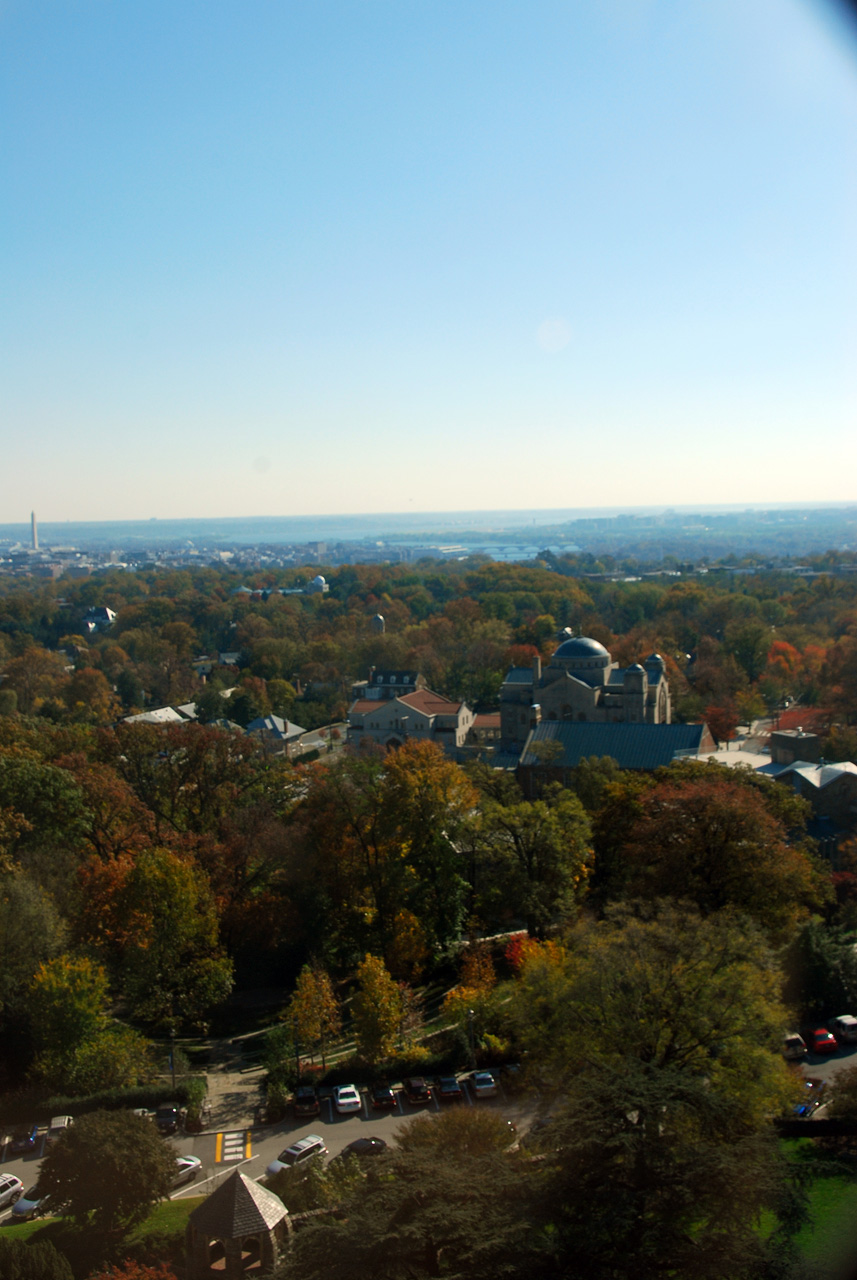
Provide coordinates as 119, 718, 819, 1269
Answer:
195, 1039, 265, 1132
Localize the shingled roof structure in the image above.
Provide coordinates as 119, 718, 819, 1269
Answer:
189, 1169, 287, 1236
186, 1171, 290, 1278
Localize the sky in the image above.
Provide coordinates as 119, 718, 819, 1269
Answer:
2, 0, 856, 523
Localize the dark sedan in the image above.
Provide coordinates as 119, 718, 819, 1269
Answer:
370, 1082, 397, 1110
8, 1123, 39, 1155
293, 1086, 320, 1117
155, 1103, 182, 1134
436, 1075, 463, 1102
402, 1077, 432, 1105
335, 1137, 388, 1161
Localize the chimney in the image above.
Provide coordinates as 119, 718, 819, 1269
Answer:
532, 654, 542, 685
31, 511, 38, 551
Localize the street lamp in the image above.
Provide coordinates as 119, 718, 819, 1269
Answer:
468, 1008, 476, 1070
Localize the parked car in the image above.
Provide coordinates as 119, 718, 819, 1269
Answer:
793, 1077, 826, 1118
782, 1034, 808, 1060
809, 1028, 838, 1055
470, 1071, 498, 1099
436, 1075, 463, 1102
0, 1175, 23, 1209
334, 1137, 387, 1161
266, 1135, 327, 1176
8, 1123, 39, 1154
12, 1187, 47, 1220
293, 1086, 320, 1117
155, 1102, 183, 1135
370, 1082, 397, 1110
333, 1085, 362, 1114
171, 1156, 202, 1189
45, 1115, 73, 1145
402, 1077, 432, 1105
830, 1015, 857, 1044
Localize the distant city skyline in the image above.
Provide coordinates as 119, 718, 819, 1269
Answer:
2, 0, 856, 521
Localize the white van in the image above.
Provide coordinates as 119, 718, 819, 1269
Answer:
265, 1134, 327, 1177
830, 1015, 857, 1044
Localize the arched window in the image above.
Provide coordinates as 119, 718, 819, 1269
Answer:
241, 1235, 262, 1271
207, 1238, 226, 1271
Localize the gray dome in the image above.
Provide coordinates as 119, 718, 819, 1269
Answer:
553, 636, 610, 661
627, 662, 645, 673
645, 652, 666, 668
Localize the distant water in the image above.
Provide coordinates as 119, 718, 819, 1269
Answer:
0, 509, 587, 549
0, 503, 845, 551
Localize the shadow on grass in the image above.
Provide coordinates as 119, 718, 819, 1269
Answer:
13, 1198, 202, 1279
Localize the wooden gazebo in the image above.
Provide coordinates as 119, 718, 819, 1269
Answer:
185, 1170, 290, 1277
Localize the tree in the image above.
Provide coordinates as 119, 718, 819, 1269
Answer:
36, 1110, 174, 1234
613, 771, 826, 941
782, 918, 857, 1022
704, 701, 740, 746
826, 1062, 857, 1123
283, 965, 341, 1070
29, 954, 153, 1094
476, 785, 591, 936
30, 955, 109, 1074
351, 954, 402, 1064
510, 902, 794, 1122
0, 1239, 73, 1280
379, 740, 479, 951
274, 1108, 540, 1280
0, 647, 67, 715
115, 848, 233, 1030
535, 1063, 801, 1280
567, 754, 621, 813
61, 667, 120, 724
504, 902, 807, 1279
0, 751, 90, 858
0, 872, 66, 1015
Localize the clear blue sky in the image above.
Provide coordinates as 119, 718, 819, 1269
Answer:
2, 0, 856, 522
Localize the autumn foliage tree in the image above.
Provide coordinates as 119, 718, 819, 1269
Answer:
351, 954, 402, 1064
617, 772, 826, 940
282, 965, 341, 1069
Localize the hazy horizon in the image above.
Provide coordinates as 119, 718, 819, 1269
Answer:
3, 0, 856, 522
3, 498, 856, 553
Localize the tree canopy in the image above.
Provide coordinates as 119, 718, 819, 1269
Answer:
36, 1110, 175, 1234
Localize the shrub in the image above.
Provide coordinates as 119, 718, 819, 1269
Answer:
0, 1239, 73, 1279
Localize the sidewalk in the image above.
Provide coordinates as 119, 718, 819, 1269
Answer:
193, 1038, 265, 1132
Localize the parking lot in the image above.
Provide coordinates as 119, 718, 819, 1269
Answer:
0, 1071, 528, 1218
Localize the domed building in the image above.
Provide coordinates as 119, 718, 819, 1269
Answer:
500, 634, 670, 750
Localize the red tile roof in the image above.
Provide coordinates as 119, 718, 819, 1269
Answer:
398, 689, 463, 715
473, 713, 501, 728
349, 700, 381, 714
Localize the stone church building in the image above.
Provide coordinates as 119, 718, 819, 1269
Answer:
500, 633, 671, 751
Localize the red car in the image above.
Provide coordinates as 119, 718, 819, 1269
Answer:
810, 1028, 838, 1054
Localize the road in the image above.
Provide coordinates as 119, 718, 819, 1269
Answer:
800, 1038, 857, 1086
0, 1076, 528, 1219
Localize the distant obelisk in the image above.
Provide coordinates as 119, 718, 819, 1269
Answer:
31, 511, 38, 550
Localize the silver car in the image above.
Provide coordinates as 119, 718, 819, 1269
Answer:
0, 1174, 23, 1210
12, 1186, 46, 1220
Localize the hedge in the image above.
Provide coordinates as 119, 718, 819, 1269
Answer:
0, 1080, 206, 1126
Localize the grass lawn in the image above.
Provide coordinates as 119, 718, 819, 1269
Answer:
0, 1196, 204, 1278
774, 1138, 857, 1274
794, 1174, 857, 1270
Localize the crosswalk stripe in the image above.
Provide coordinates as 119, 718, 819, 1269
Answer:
217, 1130, 250, 1163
